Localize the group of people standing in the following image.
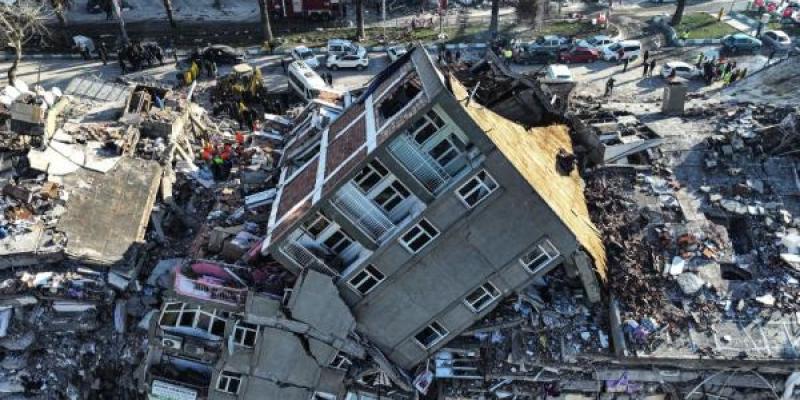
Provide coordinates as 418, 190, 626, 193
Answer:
697, 53, 747, 86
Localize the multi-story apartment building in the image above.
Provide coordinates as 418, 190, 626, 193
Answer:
262, 46, 606, 370
142, 259, 362, 400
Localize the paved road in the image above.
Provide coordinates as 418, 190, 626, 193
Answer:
0, 52, 391, 93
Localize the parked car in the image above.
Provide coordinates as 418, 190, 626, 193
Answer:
575, 35, 616, 50
514, 48, 557, 64
601, 40, 642, 62
327, 39, 363, 57
291, 46, 319, 69
195, 45, 246, 64
721, 33, 762, 53
528, 35, 571, 52
760, 30, 792, 51
326, 53, 369, 70
660, 61, 701, 79
542, 64, 574, 83
386, 45, 408, 62
558, 47, 600, 63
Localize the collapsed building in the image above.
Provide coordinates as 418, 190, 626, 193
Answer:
0, 41, 798, 400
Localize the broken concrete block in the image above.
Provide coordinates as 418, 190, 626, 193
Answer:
676, 273, 704, 295
755, 293, 776, 306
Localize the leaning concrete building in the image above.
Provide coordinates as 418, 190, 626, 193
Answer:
262, 46, 606, 370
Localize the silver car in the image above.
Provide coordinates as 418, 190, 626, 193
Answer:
761, 30, 792, 52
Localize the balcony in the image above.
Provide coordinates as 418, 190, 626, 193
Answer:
174, 261, 248, 307
332, 182, 397, 242
280, 240, 341, 277
388, 134, 455, 194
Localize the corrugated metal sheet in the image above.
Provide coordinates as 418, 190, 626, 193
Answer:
64, 76, 131, 103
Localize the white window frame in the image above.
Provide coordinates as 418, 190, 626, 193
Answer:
464, 282, 501, 312
302, 212, 356, 256
216, 371, 242, 394
329, 351, 353, 370
347, 264, 386, 295
414, 321, 449, 349
232, 321, 259, 348
456, 170, 499, 208
519, 239, 560, 274
399, 218, 439, 254
371, 180, 411, 213
354, 159, 389, 193
158, 302, 228, 337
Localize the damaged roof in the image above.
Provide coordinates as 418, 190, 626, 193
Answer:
449, 76, 607, 279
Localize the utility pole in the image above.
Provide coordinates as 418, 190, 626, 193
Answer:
382, 0, 386, 41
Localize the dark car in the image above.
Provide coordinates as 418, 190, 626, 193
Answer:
195, 45, 246, 64
721, 33, 762, 54
558, 47, 600, 63
514, 48, 558, 64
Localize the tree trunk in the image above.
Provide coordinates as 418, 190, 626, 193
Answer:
671, 0, 686, 26
489, 0, 499, 36
162, 0, 176, 28
8, 44, 22, 88
257, 0, 273, 42
112, 0, 130, 44
356, 0, 365, 41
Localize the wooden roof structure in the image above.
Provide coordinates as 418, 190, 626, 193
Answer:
450, 76, 607, 280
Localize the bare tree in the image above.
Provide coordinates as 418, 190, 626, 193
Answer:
0, 1, 51, 87
670, 0, 686, 26
356, 0, 365, 40
162, 0, 176, 28
257, 0, 274, 42
489, 0, 499, 36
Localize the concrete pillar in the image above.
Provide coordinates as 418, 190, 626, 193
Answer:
573, 250, 602, 304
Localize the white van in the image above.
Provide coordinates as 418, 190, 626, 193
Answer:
601, 40, 642, 62
287, 61, 329, 101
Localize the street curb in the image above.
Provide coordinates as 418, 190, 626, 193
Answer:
651, 15, 724, 47
729, 10, 760, 28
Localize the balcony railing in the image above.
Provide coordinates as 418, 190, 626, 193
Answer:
332, 182, 396, 242
280, 241, 340, 277
388, 134, 452, 194
174, 272, 248, 307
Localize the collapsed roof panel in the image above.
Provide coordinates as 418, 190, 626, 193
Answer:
57, 157, 161, 268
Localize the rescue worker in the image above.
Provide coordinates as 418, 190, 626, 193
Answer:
648, 59, 656, 77
622, 57, 629, 72
604, 77, 615, 97
503, 48, 513, 65
98, 42, 108, 65
642, 61, 649, 78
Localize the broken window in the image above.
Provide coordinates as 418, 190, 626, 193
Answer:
323, 230, 354, 254
457, 170, 499, 208
159, 302, 227, 337
414, 321, 448, 349
464, 282, 501, 312
302, 213, 333, 239
232, 321, 258, 348
520, 239, 560, 274
348, 264, 386, 295
409, 110, 446, 145
377, 75, 422, 121
400, 219, 439, 253
354, 159, 389, 193
329, 351, 353, 370
303, 212, 354, 254
373, 181, 410, 213
216, 371, 242, 394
